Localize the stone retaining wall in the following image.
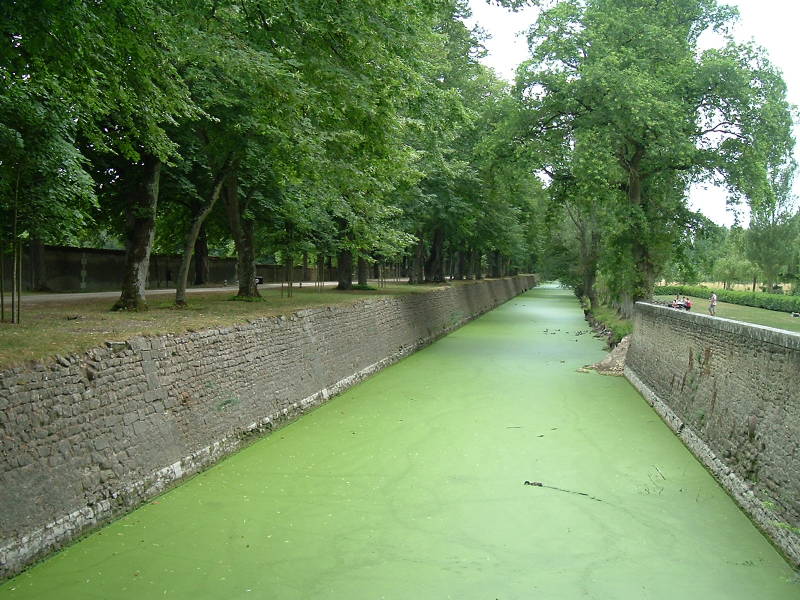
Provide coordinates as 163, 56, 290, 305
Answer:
5, 244, 317, 292
0, 276, 535, 579
625, 302, 800, 566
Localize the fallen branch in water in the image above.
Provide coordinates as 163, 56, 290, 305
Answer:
524, 480, 604, 502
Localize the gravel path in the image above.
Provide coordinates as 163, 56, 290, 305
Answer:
21, 282, 342, 304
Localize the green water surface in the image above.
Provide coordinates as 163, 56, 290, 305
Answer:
2, 286, 797, 599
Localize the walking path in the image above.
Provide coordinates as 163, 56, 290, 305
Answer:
20, 282, 344, 304
1, 286, 796, 598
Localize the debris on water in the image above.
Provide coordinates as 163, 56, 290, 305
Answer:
523, 480, 604, 502
506, 426, 522, 429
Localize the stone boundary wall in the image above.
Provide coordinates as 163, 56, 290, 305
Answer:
4, 244, 317, 292
625, 302, 800, 566
0, 276, 535, 579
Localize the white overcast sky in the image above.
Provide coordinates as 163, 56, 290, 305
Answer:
465, 0, 800, 227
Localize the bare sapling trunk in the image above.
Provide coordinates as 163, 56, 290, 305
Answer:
0, 236, 5, 322
287, 254, 294, 297
175, 171, 227, 306
224, 173, 260, 299
9, 170, 20, 323
11, 199, 17, 323
113, 155, 161, 311
316, 254, 324, 291
16, 239, 21, 323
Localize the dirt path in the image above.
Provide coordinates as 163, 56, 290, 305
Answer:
20, 282, 343, 304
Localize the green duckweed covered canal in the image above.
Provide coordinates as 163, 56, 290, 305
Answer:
2, 285, 797, 599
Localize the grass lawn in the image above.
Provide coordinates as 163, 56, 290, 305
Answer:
0, 283, 448, 370
654, 294, 800, 334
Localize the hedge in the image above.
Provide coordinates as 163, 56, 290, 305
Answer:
654, 285, 800, 313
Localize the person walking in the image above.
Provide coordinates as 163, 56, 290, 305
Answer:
709, 291, 718, 316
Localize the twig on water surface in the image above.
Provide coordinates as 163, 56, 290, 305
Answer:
523, 480, 605, 503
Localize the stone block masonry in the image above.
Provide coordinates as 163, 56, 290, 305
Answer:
0, 276, 535, 579
625, 302, 800, 566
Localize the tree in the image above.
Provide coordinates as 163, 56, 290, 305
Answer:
745, 158, 797, 292
512, 0, 795, 313
2, 0, 197, 312
786, 212, 800, 295
0, 85, 96, 322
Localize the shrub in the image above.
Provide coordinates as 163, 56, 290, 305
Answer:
591, 305, 633, 344
654, 285, 800, 313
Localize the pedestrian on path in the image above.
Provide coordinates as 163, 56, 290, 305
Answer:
709, 292, 718, 316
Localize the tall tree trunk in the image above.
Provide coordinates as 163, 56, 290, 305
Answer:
489, 251, 501, 278
454, 251, 465, 280
583, 268, 598, 311
113, 154, 161, 311
622, 148, 655, 310
424, 227, 445, 282
357, 255, 368, 286
473, 251, 483, 279
224, 172, 259, 298
337, 249, 353, 290
301, 251, 308, 287
175, 174, 226, 306
193, 225, 209, 285
409, 237, 425, 284
581, 229, 601, 310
